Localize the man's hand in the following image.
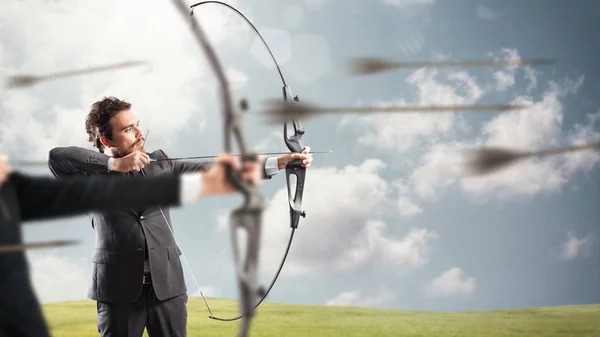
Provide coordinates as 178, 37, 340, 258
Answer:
112, 151, 150, 172
200, 153, 262, 196
0, 154, 13, 186
277, 146, 313, 170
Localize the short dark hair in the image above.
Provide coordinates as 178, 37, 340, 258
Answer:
85, 96, 131, 153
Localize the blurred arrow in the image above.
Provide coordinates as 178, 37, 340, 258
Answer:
464, 141, 600, 175
260, 100, 530, 124
3, 60, 147, 89
0, 240, 80, 254
350, 57, 554, 75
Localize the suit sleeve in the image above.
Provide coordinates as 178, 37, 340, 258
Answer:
162, 150, 273, 179
48, 146, 111, 178
10, 172, 181, 222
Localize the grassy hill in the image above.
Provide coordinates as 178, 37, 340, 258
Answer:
42, 297, 600, 337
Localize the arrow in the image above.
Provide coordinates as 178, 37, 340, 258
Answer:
10, 151, 332, 167
149, 150, 332, 162
3, 61, 147, 89
260, 100, 530, 124
463, 141, 600, 175
350, 57, 554, 75
0, 240, 80, 254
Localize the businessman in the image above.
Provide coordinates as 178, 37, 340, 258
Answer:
0, 152, 263, 337
48, 96, 313, 337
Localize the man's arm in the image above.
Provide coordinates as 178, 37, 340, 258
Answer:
11, 171, 184, 222
163, 150, 278, 180
48, 146, 111, 178
2, 152, 263, 223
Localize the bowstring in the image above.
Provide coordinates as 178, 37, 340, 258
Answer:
141, 129, 214, 317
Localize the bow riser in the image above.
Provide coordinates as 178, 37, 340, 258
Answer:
285, 163, 307, 229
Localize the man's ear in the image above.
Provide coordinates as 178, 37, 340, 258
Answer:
99, 136, 113, 149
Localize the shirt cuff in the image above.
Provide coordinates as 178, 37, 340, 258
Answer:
180, 173, 202, 204
107, 157, 114, 172
264, 156, 280, 176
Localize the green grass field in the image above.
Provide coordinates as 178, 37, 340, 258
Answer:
43, 297, 600, 337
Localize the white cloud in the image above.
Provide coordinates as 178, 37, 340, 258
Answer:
217, 160, 438, 276
524, 67, 538, 93
262, 160, 437, 275
559, 232, 593, 260
408, 75, 599, 200
349, 68, 481, 153
493, 71, 516, 92
488, 48, 520, 92
409, 141, 465, 199
424, 267, 475, 297
0, 0, 249, 157
226, 67, 250, 90
397, 196, 423, 216
27, 252, 91, 304
459, 78, 598, 198
393, 180, 423, 216
325, 287, 395, 307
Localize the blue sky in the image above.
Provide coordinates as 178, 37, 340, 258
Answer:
1, 0, 599, 312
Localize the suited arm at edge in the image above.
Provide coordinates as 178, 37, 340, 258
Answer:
10, 171, 200, 223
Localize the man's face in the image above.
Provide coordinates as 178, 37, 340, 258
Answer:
104, 109, 144, 158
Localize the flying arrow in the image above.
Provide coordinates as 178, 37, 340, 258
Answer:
350, 57, 554, 75
0, 240, 80, 254
463, 141, 600, 175
260, 99, 530, 124
10, 151, 332, 167
3, 60, 147, 89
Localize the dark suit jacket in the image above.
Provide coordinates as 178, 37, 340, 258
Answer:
47, 147, 273, 304
0, 171, 182, 337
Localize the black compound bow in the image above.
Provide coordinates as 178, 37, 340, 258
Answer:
187, 0, 308, 323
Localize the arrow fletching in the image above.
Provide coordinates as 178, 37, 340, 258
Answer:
260, 99, 530, 124
463, 147, 529, 175
350, 57, 554, 75
0, 240, 80, 254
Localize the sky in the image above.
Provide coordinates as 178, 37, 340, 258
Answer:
1, 0, 599, 313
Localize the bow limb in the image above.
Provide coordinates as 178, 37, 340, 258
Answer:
185, 1, 309, 324
171, 1, 265, 336
209, 93, 307, 322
